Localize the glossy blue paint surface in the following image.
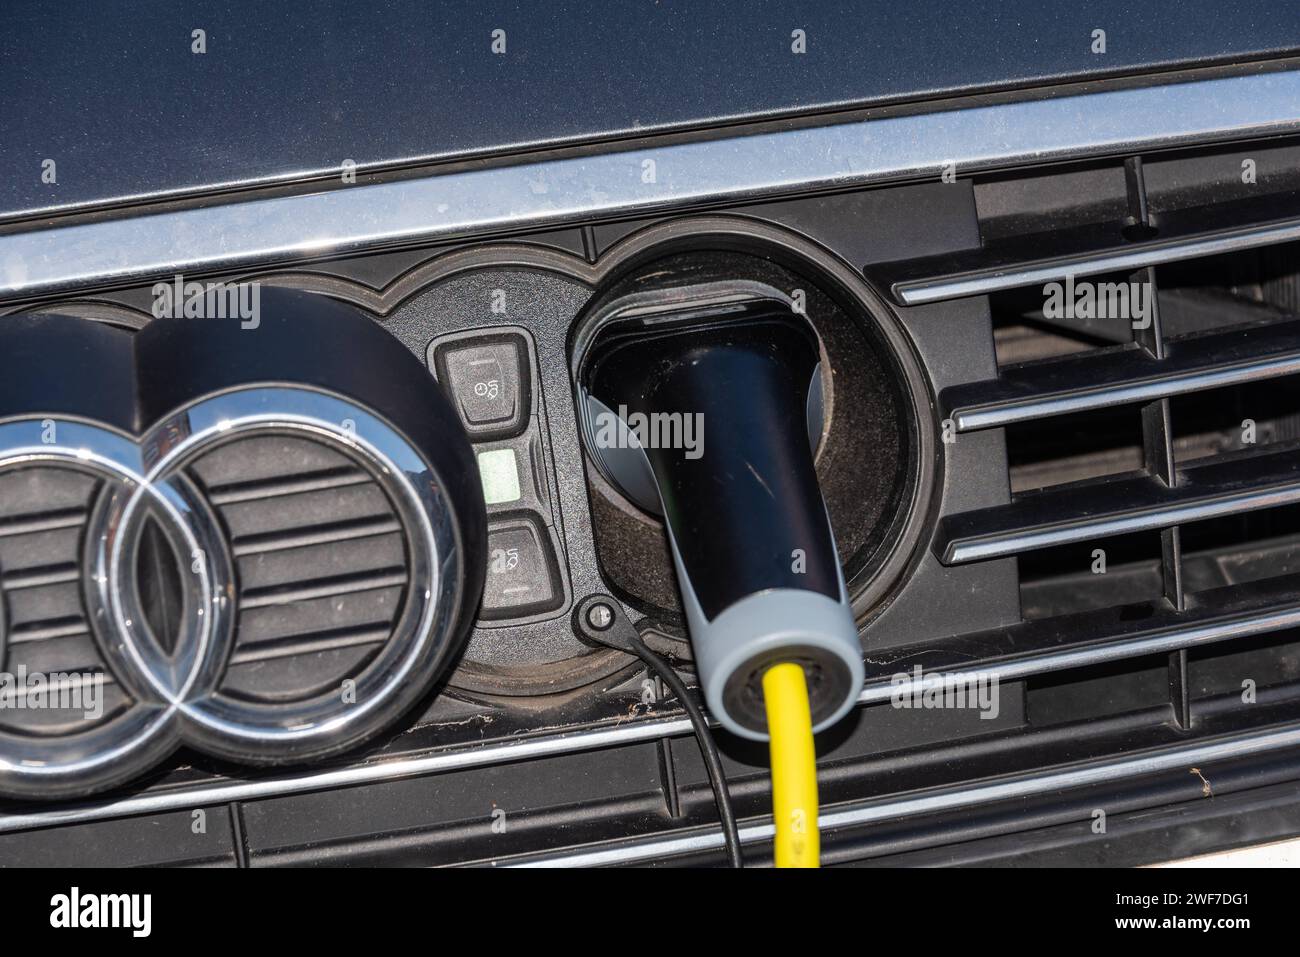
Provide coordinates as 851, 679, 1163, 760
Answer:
3, 1, 1298, 221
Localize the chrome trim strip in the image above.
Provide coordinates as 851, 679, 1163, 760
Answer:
950, 351, 1300, 433
4, 594, 1299, 839
2, 574, 1300, 837
858, 601, 1300, 704
0, 715, 693, 835
944, 474, 1300, 564
895, 219, 1300, 305
6, 592, 1300, 833
4, 70, 1300, 299
511, 722, 1300, 866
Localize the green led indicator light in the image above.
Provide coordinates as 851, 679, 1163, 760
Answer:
477, 448, 521, 504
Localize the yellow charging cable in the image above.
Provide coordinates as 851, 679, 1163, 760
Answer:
763, 662, 820, 868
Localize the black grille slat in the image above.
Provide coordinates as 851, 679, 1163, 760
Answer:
6, 618, 91, 644
215, 482, 393, 541
0, 507, 86, 539
235, 586, 405, 645
206, 466, 371, 506
188, 433, 411, 705
938, 443, 1300, 564
943, 318, 1300, 433
887, 144, 1300, 745
232, 515, 402, 557
0, 562, 82, 591
870, 189, 1300, 306
860, 576, 1300, 701
0, 467, 113, 738
238, 568, 409, 610
228, 624, 393, 664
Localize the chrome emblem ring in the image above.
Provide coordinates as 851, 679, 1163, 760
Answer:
0, 386, 463, 799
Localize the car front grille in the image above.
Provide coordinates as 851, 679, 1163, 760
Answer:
4, 70, 1300, 867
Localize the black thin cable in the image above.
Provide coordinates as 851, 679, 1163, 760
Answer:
625, 629, 744, 868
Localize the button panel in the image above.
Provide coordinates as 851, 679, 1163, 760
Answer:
432, 333, 530, 441
481, 515, 562, 620
428, 326, 570, 625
